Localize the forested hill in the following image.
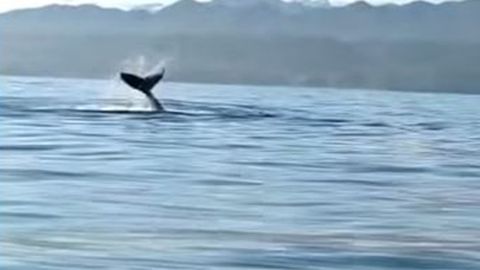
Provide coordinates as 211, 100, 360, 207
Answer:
1, 0, 480, 93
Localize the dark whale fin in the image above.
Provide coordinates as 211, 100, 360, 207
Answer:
120, 68, 165, 94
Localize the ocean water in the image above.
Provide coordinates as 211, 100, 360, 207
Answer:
1, 75, 480, 270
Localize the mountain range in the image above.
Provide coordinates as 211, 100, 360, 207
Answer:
1, 0, 479, 93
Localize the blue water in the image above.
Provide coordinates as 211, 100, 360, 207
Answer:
1, 75, 480, 269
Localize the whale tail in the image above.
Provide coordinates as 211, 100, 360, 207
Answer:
120, 68, 165, 95
120, 68, 166, 111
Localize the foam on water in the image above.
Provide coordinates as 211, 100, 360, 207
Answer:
74, 104, 156, 113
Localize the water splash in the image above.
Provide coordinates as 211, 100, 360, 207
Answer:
120, 55, 168, 77
99, 56, 168, 112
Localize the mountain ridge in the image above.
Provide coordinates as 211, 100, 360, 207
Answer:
1, 0, 479, 93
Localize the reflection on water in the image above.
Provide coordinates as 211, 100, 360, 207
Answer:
1, 76, 480, 269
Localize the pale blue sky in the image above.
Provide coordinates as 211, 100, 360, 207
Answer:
0, 0, 462, 12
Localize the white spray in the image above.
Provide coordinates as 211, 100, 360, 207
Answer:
100, 56, 169, 112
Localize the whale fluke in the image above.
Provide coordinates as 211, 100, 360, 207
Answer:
120, 68, 166, 111
120, 68, 165, 95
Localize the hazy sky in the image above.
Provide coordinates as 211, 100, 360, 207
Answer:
0, 0, 462, 12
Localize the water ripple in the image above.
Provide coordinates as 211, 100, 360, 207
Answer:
1, 77, 480, 269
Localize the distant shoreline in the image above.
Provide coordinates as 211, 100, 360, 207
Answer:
2, 0, 479, 94
3, 73, 479, 96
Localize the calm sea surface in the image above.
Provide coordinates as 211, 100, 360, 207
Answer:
1, 76, 480, 269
